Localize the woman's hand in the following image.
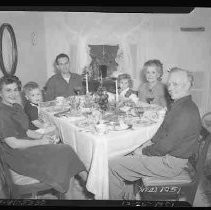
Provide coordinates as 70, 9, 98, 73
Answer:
4, 136, 53, 149
26, 129, 43, 140
132, 146, 143, 156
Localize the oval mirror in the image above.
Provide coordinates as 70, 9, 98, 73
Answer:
0, 23, 18, 76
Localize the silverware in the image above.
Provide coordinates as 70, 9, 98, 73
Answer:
78, 129, 92, 133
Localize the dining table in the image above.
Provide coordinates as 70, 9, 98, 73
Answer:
39, 97, 166, 200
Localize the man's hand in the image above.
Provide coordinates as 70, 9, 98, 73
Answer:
122, 183, 136, 200
133, 146, 143, 156
132, 140, 153, 156
142, 140, 153, 147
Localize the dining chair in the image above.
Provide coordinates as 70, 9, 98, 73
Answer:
202, 112, 211, 182
202, 112, 211, 132
133, 127, 211, 206
0, 143, 65, 199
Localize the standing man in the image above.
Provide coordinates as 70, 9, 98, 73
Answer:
44, 53, 83, 101
109, 67, 202, 200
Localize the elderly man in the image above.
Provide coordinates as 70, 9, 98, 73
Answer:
109, 67, 202, 200
44, 53, 83, 101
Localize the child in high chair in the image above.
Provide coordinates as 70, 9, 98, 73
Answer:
117, 73, 138, 104
23, 82, 60, 142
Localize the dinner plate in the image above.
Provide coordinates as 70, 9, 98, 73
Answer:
119, 106, 131, 112
112, 125, 132, 131
40, 100, 56, 108
81, 107, 92, 113
103, 114, 119, 123
75, 120, 92, 129
133, 120, 156, 127
44, 104, 70, 113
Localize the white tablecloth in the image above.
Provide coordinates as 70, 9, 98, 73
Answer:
42, 110, 163, 199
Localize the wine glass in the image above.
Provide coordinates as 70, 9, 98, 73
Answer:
73, 86, 82, 95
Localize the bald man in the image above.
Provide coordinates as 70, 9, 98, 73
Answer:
109, 67, 202, 200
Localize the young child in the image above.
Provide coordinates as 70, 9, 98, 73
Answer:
23, 82, 59, 140
118, 73, 138, 104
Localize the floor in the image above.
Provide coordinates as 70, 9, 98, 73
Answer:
38, 144, 211, 207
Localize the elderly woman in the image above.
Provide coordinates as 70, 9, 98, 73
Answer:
138, 59, 169, 107
0, 75, 85, 196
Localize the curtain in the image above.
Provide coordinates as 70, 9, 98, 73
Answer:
75, 35, 133, 77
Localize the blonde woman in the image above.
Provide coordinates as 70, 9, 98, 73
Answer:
138, 59, 169, 107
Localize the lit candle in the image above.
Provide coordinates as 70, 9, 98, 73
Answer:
86, 72, 89, 94
115, 79, 118, 102
101, 73, 103, 84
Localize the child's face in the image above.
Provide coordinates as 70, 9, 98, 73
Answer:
145, 66, 160, 83
120, 79, 129, 91
27, 88, 43, 104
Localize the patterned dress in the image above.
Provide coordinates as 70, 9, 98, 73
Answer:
138, 81, 169, 107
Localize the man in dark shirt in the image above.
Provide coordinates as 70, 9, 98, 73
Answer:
109, 67, 202, 200
44, 53, 83, 101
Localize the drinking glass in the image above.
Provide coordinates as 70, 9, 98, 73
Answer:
146, 97, 154, 104
74, 86, 82, 95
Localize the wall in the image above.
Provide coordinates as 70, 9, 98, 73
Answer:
43, 9, 211, 114
0, 11, 47, 88
44, 13, 79, 79
126, 9, 211, 114
43, 12, 145, 78
1, 10, 211, 114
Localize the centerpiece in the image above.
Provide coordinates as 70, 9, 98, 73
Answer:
93, 85, 109, 111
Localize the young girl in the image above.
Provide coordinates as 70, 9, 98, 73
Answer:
23, 81, 58, 136
118, 73, 138, 104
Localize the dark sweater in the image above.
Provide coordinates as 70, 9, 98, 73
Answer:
44, 73, 83, 101
24, 100, 39, 130
142, 95, 202, 159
